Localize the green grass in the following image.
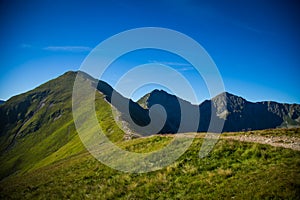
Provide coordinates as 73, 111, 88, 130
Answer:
0, 136, 299, 199
0, 72, 125, 179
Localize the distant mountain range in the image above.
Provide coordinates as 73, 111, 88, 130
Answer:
138, 90, 300, 133
1, 71, 299, 141
87, 71, 300, 134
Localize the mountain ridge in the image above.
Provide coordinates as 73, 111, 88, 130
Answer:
1, 70, 299, 137
137, 86, 300, 132
0, 70, 299, 142
0, 70, 299, 180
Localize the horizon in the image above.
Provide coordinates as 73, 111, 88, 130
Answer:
1, 0, 300, 104
2, 69, 299, 106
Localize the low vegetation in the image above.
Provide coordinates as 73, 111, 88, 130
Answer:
222, 127, 300, 137
1, 129, 300, 199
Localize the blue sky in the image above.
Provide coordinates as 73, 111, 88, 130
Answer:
0, 0, 299, 104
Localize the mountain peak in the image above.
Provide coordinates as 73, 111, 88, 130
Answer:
212, 92, 243, 100
211, 92, 247, 115
150, 89, 173, 96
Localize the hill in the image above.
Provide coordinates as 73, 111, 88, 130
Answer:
0, 71, 132, 179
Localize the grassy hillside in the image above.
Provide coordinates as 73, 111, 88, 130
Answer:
0, 71, 125, 179
0, 132, 299, 199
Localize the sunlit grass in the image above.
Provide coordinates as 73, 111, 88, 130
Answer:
1, 135, 299, 199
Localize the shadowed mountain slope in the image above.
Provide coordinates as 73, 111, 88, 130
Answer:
139, 91, 300, 132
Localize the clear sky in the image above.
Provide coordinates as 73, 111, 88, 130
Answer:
0, 0, 299, 104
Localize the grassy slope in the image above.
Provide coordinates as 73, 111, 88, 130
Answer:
0, 72, 77, 179
0, 72, 125, 179
0, 130, 300, 199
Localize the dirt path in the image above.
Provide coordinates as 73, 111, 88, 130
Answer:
156, 132, 300, 151
221, 135, 300, 151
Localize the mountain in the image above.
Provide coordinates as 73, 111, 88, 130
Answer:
0, 71, 142, 179
0, 71, 78, 178
138, 89, 200, 133
0, 71, 168, 179
0, 100, 4, 105
138, 90, 300, 132
212, 92, 300, 131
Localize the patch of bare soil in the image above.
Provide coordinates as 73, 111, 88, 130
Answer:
222, 135, 300, 151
